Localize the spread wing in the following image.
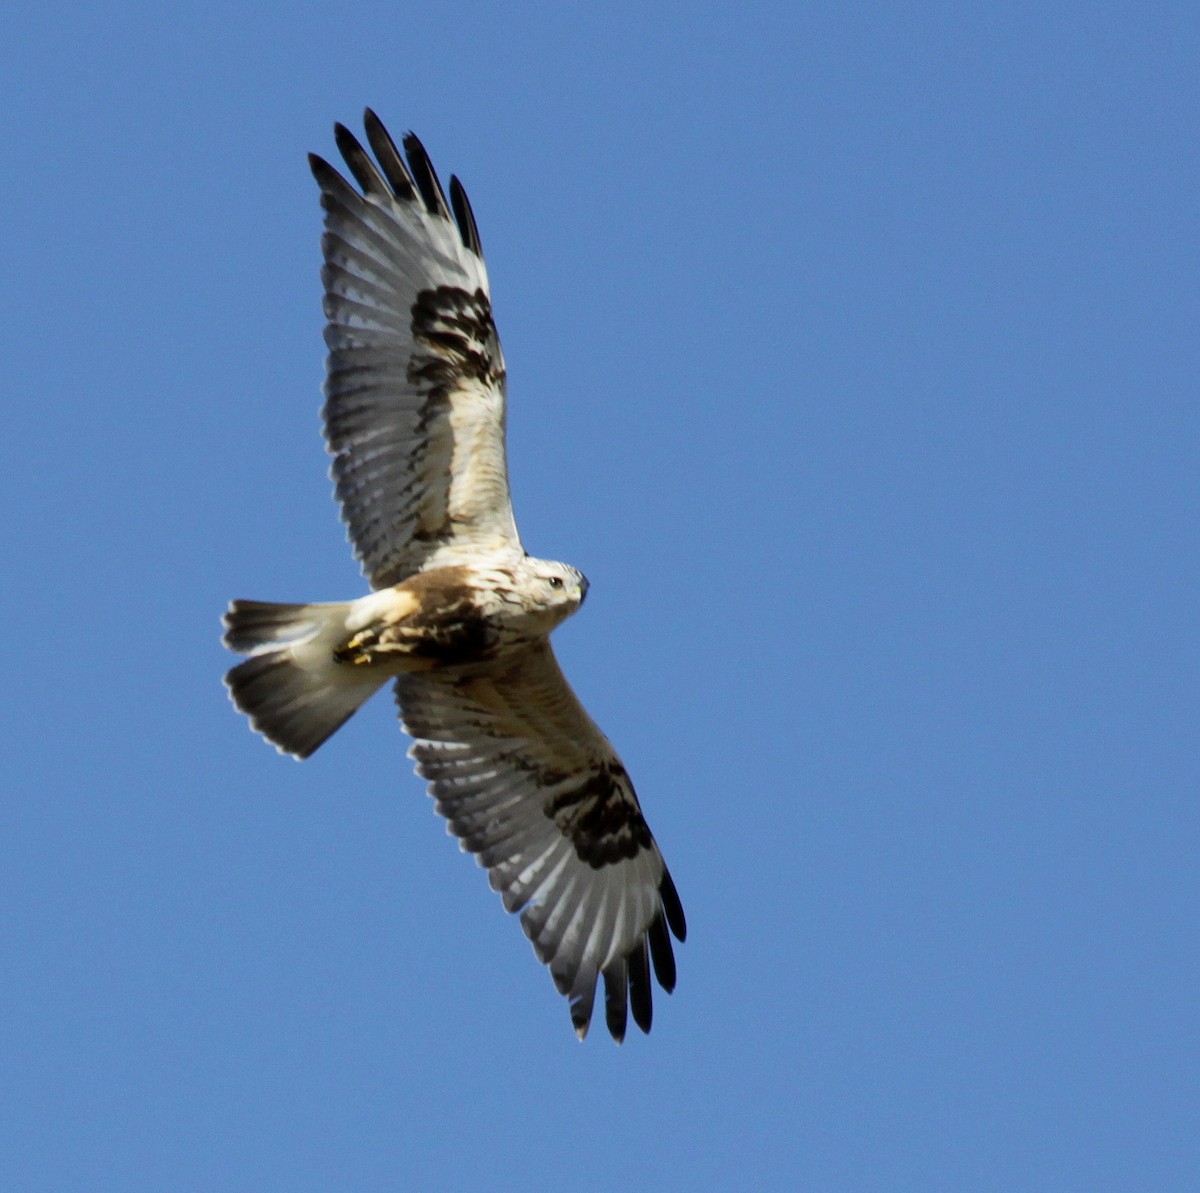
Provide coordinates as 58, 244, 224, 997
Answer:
396, 641, 686, 1042
309, 111, 522, 588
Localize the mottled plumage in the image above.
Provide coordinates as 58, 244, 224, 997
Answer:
223, 112, 684, 1041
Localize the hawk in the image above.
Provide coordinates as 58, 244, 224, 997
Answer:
222, 111, 685, 1041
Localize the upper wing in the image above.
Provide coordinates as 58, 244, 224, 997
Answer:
310, 111, 522, 588
396, 641, 686, 1042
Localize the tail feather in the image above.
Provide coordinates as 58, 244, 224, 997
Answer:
222, 599, 385, 759
222, 599, 328, 654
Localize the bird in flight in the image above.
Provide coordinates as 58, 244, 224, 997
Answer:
222, 111, 685, 1041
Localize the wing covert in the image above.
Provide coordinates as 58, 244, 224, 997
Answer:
311, 112, 522, 588
395, 642, 685, 1041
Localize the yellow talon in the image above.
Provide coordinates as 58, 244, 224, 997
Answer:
333, 630, 376, 666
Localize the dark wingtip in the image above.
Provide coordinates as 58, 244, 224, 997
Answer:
603, 965, 629, 1044
647, 912, 677, 993
333, 122, 386, 197
362, 109, 418, 202
660, 867, 687, 942
628, 939, 653, 1034
308, 151, 336, 184
308, 152, 360, 211
449, 174, 483, 257
402, 131, 451, 218
566, 978, 597, 1040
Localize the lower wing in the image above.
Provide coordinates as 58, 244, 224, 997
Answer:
395, 641, 685, 1041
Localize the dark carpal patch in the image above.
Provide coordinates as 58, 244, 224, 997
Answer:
410, 285, 501, 390
546, 761, 655, 867
401, 285, 504, 547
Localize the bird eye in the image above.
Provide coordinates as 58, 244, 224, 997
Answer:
547, 576, 564, 589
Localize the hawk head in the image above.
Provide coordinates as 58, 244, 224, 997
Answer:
501, 556, 589, 636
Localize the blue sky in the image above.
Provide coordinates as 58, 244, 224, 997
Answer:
3, 3, 1197, 1190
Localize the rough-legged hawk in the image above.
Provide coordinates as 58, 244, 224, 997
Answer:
222, 111, 685, 1041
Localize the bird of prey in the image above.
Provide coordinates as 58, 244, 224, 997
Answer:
222, 111, 685, 1041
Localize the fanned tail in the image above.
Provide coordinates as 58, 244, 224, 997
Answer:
222, 600, 385, 759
